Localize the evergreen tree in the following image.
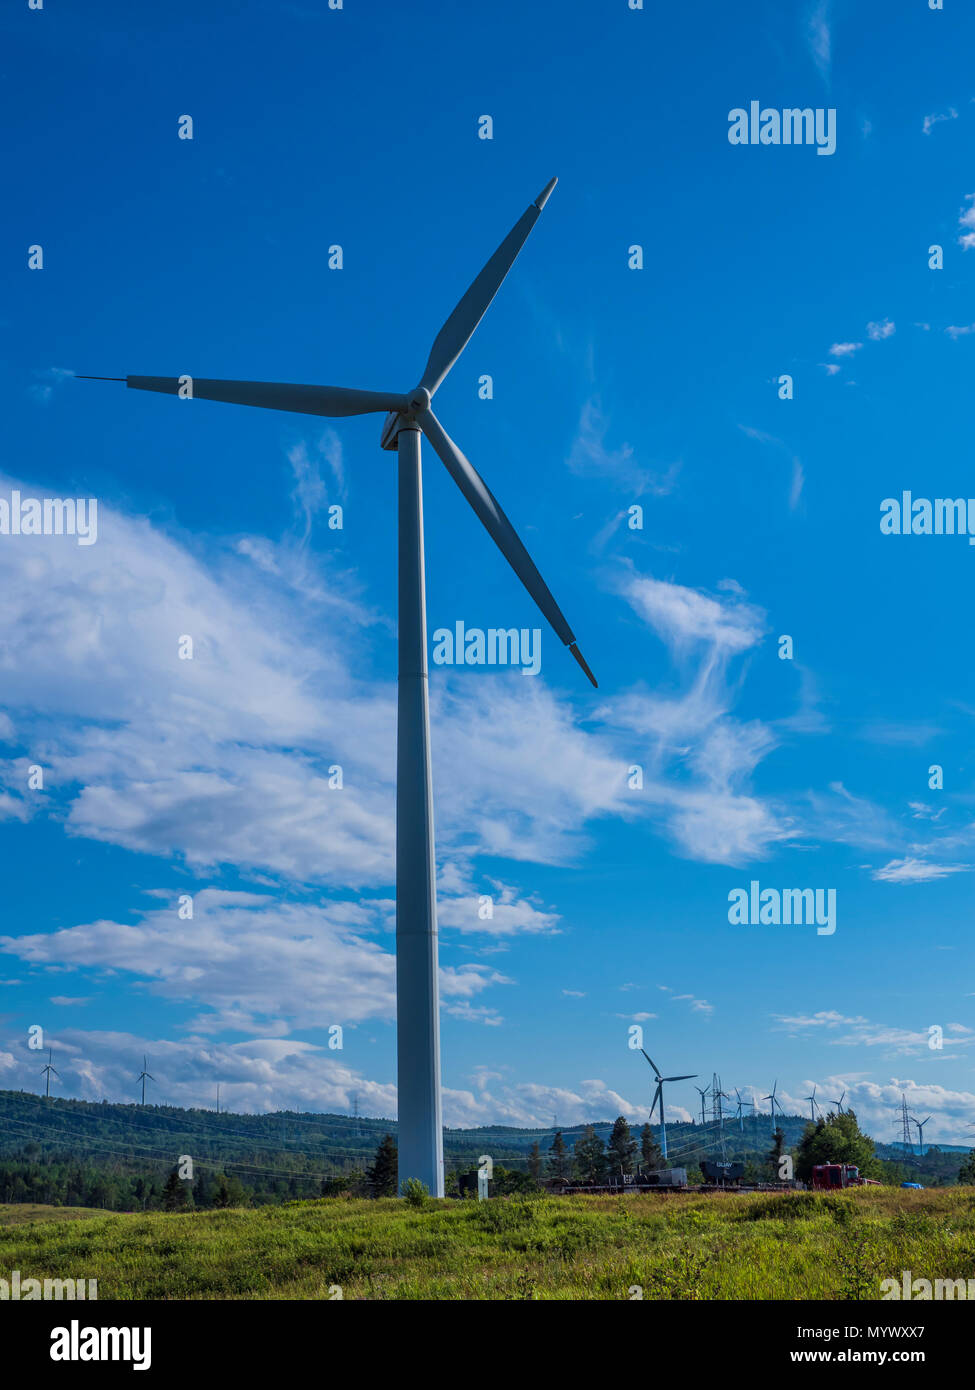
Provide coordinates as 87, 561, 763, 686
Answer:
794, 1110, 880, 1182
574, 1125, 607, 1183
767, 1127, 786, 1180
162, 1167, 187, 1212
958, 1149, 975, 1185
607, 1116, 638, 1175
366, 1133, 398, 1197
548, 1130, 569, 1181
527, 1140, 542, 1184
640, 1123, 664, 1172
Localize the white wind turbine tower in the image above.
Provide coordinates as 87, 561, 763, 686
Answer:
640, 1050, 696, 1161
137, 1055, 155, 1106
804, 1084, 821, 1122
830, 1089, 846, 1114
733, 1087, 751, 1132
763, 1080, 784, 1135
81, 179, 595, 1197
41, 1049, 60, 1099
694, 1083, 711, 1127
911, 1115, 932, 1157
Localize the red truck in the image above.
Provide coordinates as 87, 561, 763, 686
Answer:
812, 1163, 881, 1190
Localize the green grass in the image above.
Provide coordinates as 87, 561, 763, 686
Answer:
2, 1189, 974, 1300
0, 1204, 105, 1228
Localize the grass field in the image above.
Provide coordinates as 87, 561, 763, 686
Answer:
0, 1204, 105, 1229
1, 1188, 973, 1300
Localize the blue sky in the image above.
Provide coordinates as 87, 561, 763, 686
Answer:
1, 0, 974, 1147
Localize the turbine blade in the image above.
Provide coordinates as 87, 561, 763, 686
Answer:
418, 179, 557, 397
639, 1049, 662, 1078
416, 407, 596, 685
124, 377, 408, 418
664, 1074, 697, 1082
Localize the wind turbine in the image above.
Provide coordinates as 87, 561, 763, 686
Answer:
694, 1083, 711, 1127
830, 1089, 846, 1114
41, 1049, 60, 1099
640, 1050, 696, 1161
911, 1115, 932, 1157
80, 179, 594, 1198
804, 1084, 821, 1122
137, 1055, 155, 1106
733, 1087, 749, 1132
763, 1080, 784, 1135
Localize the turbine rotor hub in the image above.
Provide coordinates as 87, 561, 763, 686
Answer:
407, 386, 431, 414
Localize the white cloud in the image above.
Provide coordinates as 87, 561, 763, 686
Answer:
287, 428, 345, 543
567, 397, 680, 496
958, 193, 975, 250
866, 318, 895, 341
0, 889, 515, 1036
600, 570, 789, 863
0, 470, 638, 884
30, 367, 75, 403
829, 342, 863, 357
923, 108, 958, 135
671, 993, 714, 1015
616, 570, 765, 657
872, 857, 969, 884
806, 1, 831, 79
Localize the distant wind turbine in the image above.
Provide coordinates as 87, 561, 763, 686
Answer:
137, 1055, 155, 1106
830, 1090, 846, 1114
640, 1050, 696, 1161
41, 1049, 60, 1099
911, 1115, 933, 1157
80, 178, 594, 1198
694, 1084, 711, 1127
804, 1084, 821, 1121
733, 1087, 751, 1132
763, 1080, 784, 1135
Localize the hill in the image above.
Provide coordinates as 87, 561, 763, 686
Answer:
0, 1088, 965, 1212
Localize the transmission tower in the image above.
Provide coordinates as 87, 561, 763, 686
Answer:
899, 1094, 914, 1156
711, 1073, 729, 1161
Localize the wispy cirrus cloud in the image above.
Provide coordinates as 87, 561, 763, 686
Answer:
567, 397, 680, 496
871, 857, 969, 884
737, 425, 805, 511
29, 367, 75, 403
923, 107, 958, 135
805, 1, 831, 80
957, 192, 975, 250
